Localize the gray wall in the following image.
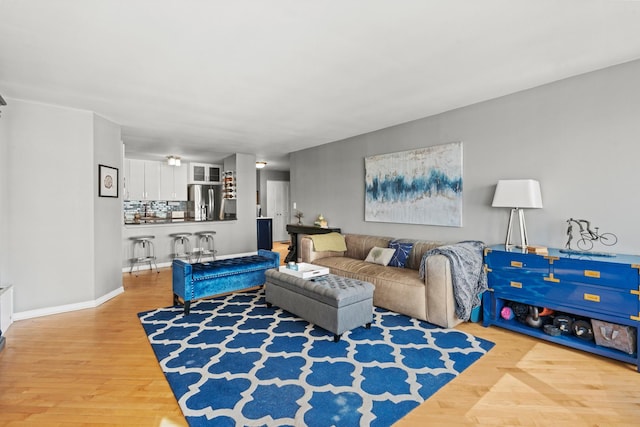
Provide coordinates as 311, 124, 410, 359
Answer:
93, 114, 123, 299
223, 152, 259, 254
0, 102, 9, 288
1, 99, 123, 314
5, 100, 95, 311
291, 59, 640, 254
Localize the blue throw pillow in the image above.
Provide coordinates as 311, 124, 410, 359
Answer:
388, 240, 414, 268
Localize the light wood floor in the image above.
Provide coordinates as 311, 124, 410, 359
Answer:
1, 244, 639, 426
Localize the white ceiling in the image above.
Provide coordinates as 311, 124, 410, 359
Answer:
2, 1, 640, 170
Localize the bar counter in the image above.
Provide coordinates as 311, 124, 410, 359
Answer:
122, 218, 242, 270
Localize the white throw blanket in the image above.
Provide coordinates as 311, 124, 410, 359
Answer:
419, 240, 487, 321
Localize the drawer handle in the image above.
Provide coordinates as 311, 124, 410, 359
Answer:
510, 281, 523, 288
583, 293, 601, 302
584, 270, 601, 279
544, 273, 560, 283
510, 261, 523, 268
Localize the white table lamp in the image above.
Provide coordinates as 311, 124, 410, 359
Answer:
492, 179, 543, 248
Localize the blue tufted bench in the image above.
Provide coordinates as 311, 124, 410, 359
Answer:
172, 249, 280, 314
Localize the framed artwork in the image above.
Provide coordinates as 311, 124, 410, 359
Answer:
98, 164, 119, 198
365, 142, 463, 227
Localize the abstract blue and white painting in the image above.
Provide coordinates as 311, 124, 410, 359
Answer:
365, 142, 463, 226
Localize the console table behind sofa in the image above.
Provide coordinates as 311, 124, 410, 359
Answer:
285, 224, 341, 263
172, 249, 280, 314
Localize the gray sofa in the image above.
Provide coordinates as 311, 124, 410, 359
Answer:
299, 233, 462, 328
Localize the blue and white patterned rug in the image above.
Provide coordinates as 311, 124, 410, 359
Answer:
138, 290, 494, 427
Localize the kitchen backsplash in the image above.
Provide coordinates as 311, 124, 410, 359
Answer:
123, 200, 187, 219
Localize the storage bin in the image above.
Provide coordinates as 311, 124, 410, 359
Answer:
591, 319, 637, 354
470, 305, 482, 322
469, 293, 483, 323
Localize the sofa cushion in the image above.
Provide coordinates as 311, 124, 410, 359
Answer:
344, 234, 392, 260
388, 240, 414, 268
313, 255, 422, 283
310, 256, 428, 320
364, 246, 396, 266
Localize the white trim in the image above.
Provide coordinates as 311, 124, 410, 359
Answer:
13, 286, 124, 321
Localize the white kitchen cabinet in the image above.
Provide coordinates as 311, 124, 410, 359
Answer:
189, 162, 222, 184
160, 164, 188, 201
124, 159, 160, 200
173, 165, 188, 200
144, 161, 160, 200
125, 159, 144, 200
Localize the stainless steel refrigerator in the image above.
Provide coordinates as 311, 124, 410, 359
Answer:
187, 184, 224, 221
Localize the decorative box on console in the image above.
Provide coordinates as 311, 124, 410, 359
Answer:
279, 263, 329, 279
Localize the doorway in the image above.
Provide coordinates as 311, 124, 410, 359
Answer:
266, 180, 290, 242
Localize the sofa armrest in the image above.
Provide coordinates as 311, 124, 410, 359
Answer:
172, 259, 193, 299
300, 236, 345, 263
423, 254, 461, 328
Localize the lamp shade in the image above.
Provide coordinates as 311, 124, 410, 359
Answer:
492, 179, 543, 209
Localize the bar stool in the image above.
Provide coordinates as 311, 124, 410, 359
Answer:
195, 231, 217, 262
170, 232, 193, 263
129, 235, 159, 275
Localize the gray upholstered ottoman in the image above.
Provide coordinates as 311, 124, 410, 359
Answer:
265, 270, 374, 342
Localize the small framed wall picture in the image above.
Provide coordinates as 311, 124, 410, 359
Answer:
98, 164, 119, 198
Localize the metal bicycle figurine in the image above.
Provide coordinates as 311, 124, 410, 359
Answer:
565, 218, 617, 251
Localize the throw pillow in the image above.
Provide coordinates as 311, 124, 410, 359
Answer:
388, 240, 414, 268
364, 247, 396, 266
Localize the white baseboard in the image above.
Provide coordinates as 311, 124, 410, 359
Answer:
14, 251, 264, 322
13, 286, 125, 322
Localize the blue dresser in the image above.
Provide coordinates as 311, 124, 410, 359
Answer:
483, 245, 640, 370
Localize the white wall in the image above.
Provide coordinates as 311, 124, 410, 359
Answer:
291, 59, 640, 254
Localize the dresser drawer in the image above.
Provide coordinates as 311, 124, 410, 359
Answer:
550, 280, 638, 319
488, 274, 553, 302
553, 258, 639, 291
490, 272, 639, 319
485, 250, 550, 276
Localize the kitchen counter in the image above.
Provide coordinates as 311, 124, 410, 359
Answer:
124, 217, 237, 226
